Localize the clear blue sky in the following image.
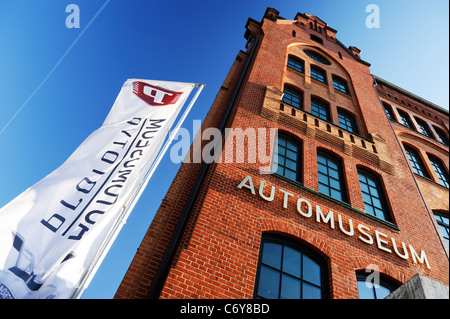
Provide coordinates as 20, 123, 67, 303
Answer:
0, 0, 448, 299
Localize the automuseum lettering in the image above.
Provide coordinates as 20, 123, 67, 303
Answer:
237, 175, 431, 269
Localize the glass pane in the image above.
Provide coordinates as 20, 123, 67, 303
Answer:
285, 159, 297, 170
330, 189, 342, 201
282, 247, 301, 278
374, 208, 385, 219
362, 193, 373, 205
302, 282, 321, 299
278, 138, 286, 147
317, 155, 327, 164
318, 172, 329, 185
303, 255, 321, 286
257, 266, 280, 299
367, 177, 376, 187
318, 183, 330, 195
357, 281, 375, 299
360, 182, 369, 193
358, 173, 367, 183
283, 169, 295, 180
329, 178, 341, 190
286, 141, 297, 151
328, 160, 338, 170
369, 186, 379, 197
318, 163, 328, 174
276, 165, 284, 176
372, 197, 382, 209
262, 243, 282, 269
329, 169, 339, 179
375, 285, 391, 299
364, 205, 375, 216
281, 275, 301, 299
286, 150, 297, 160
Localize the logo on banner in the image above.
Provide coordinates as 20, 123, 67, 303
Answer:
132, 82, 183, 106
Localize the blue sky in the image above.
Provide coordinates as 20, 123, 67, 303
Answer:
0, 0, 448, 299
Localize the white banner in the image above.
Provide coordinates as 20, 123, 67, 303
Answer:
0, 79, 196, 299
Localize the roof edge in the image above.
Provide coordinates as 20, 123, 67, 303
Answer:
374, 75, 449, 116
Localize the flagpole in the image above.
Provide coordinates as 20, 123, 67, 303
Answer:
72, 83, 205, 299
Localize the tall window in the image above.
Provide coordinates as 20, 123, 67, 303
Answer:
338, 109, 359, 134
287, 55, 304, 73
356, 271, 398, 299
311, 65, 327, 84
254, 235, 327, 299
433, 211, 449, 248
428, 155, 449, 188
415, 118, 433, 138
311, 97, 330, 121
397, 110, 414, 129
358, 169, 390, 221
317, 151, 347, 202
282, 85, 303, 109
332, 75, 350, 94
272, 135, 301, 183
404, 145, 430, 178
433, 126, 449, 146
382, 103, 396, 121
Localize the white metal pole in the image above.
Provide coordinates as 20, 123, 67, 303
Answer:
72, 83, 205, 299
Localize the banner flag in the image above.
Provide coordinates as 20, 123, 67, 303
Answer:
0, 79, 196, 299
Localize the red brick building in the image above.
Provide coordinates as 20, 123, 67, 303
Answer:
115, 8, 449, 299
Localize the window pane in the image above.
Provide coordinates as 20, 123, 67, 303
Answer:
262, 243, 282, 269
375, 286, 392, 299
318, 184, 329, 196
285, 159, 297, 170
282, 247, 301, 278
286, 149, 296, 160
280, 275, 301, 299
258, 266, 280, 299
303, 255, 321, 286
357, 281, 375, 299
330, 189, 342, 201
318, 163, 328, 173
329, 178, 340, 190
285, 169, 297, 181
302, 282, 322, 299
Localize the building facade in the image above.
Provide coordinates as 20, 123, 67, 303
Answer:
115, 8, 449, 299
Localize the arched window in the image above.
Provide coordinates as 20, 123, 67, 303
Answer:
287, 55, 304, 73
403, 145, 430, 178
272, 134, 302, 183
282, 85, 303, 109
382, 102, 396, 121
433, 211, 449, 248
397, 109, 414, 129
415, 117, 433, 138
311, 97, 330, 121
356, 271, 399, 299
332, 75, 350, 95
433, 126, 449, 146
254, 234, 327, 299
428, 155, 449, 188
337, 108, 359, 134
310, 65, 327, 84
357, 168, 391, 221
317, 150, 347, 203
